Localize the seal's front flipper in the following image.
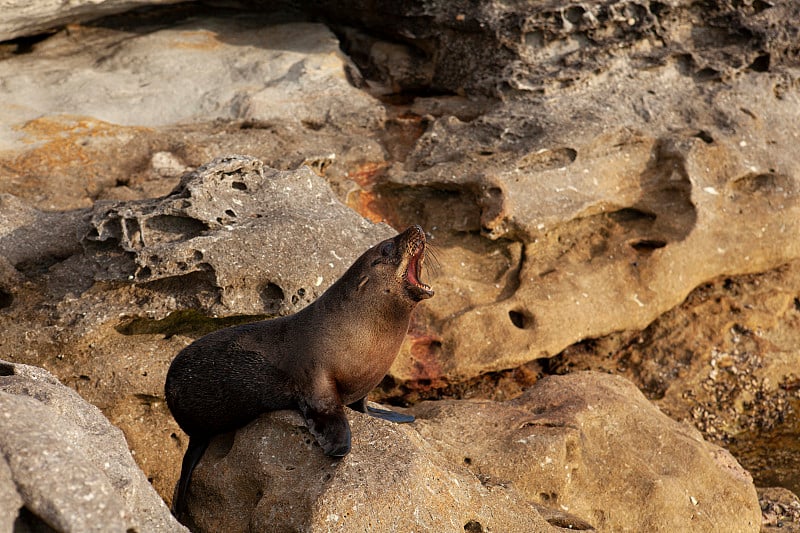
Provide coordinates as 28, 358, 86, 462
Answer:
348, 397, 415, 424
173, 435, 210, 518
300, 399, 351, 457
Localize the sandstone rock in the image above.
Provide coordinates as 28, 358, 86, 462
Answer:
547, 262, 800, 498
0, 0, 184, 43
0, 358, 186, 532
411, 372, 761, 532
83, 154, 393, 316
0, 155, 393, 500
184, 371, 757, 532
0, 0, 796, 517
347, 2, 800, 386
0, 15, 385, 210
306, 0, 800, 95
183, 410, 567, 533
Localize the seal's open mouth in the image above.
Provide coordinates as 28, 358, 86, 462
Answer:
404, 240, 434, 299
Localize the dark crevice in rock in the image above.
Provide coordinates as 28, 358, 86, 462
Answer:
0, 30, 58, 55
0, 288, 13, 309
13, 506, 58, 533
374, 359, 544, 405
0, 361, 15, 376
116, 309, 271, 339
14, 254, 74, 277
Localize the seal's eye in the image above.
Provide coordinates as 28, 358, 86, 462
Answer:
380, 242, 395, 257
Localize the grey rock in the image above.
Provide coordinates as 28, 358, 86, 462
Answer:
183, 371, 758, 532
0, 0, 184, 42
182, 411, 564, 533
83, 154, 394, 316
0, 359, 186, 532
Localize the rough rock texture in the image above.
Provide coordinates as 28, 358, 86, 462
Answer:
0, 14, 384, 210
305, 0, 800, 95
362, 13, 800, 383
0, 358, 185, 532
84, 154, 392, 316
0, 0, 798, 528
0, 155, 393, 501
185, 410, 564, 533
548, 260, 800, 494
0, 0, 184, 42
185, 372, 759, 532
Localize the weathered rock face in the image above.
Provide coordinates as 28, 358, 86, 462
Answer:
184, 411, 564, 533
0, 0, 798, 527
0, 0, 184, 42
185, 372, 759, 532
548, 260, 800, 495
0, 156, 393, 501
0, 359, 186, 532
84, 154, 392, 316
0, 14, 384, 210
304, 0, 799, 95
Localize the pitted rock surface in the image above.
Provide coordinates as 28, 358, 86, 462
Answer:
84, 155, 393, 316
0, 359, 185, 532
183, 371, 758, 532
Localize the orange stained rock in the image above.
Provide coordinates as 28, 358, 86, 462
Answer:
5, 115, 149, 175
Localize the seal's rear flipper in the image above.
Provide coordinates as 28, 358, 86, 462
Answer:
173, 435, 210, 518
348, 397, 415, 423
300, 399, 352, 457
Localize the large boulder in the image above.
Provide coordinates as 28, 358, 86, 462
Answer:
184, 372, 759, 532
0, 359, 186, 532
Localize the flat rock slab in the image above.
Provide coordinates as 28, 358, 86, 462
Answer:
0, 359, 186, 532
0, 0, 183, 42
185, 372, 759, 532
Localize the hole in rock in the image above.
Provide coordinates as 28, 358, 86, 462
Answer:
224, 209, 236, 218
463, 457, 472, 465
693, 130, 714, 144
137, 266, 152, 279
609, 207, 657, 223
752, 0, 772, 13
464, 520, 483, 533
546, 516, 594, 530
694, 67, 719, 81
749, 53, 770, 72
261, 282, 285, 313
14, 506, 57, 532
0, 362, 15, 376
564, 5, 586, 24
630, 239, 667, 254
509, 309, 534, 330
0, 289, 12, 309
144, 215, 207, 242
193, 250, 203, 261
231, 181, 247, 191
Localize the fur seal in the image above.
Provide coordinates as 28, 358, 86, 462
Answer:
165, 225, 433, 517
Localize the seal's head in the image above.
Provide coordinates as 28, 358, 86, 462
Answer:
359, 225, 434, 303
